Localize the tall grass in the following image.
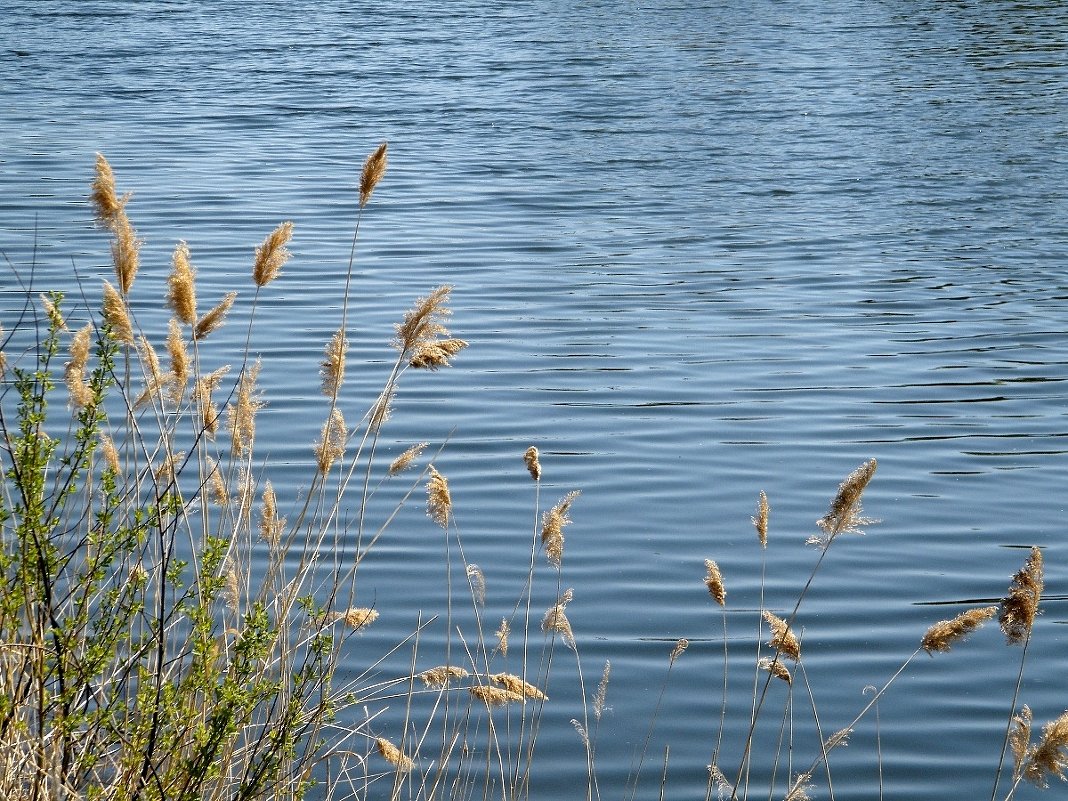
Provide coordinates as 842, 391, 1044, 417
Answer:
1, 151, 1066, 800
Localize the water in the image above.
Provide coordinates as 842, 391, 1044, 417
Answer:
2, 2, 1068, 798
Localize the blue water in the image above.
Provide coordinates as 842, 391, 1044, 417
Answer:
3, 2, 1068, 799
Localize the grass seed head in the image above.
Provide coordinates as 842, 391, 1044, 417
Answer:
1000, 546, 1043, 645
359, 142, 388, 207
921, 606, 997, 654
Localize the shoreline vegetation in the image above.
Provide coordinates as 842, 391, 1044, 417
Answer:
1, 148, 1065, 800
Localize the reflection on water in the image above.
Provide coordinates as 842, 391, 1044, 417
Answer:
2, 1, 1067, 798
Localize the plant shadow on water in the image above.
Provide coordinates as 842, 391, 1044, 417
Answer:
1, 150, 1066, 801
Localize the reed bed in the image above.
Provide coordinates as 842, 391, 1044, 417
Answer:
0, 151, 1064, 801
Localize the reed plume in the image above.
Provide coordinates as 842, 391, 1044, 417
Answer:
195, 291, 237, 340
594, 660, 611, 721
228, 360, 262, 457
1011, 705, 1033, 780
166, 318, 189, 402
65, 323, 92, 409
824, 728, 852, 751
111, 211, 140, 295
523, 445, 541, 481
704, 559, 726, 606
375, 737, 413, 772
320, 328, 347, 397
335, 608, 379, 631
1000, 546, 1043, 645
426, 466, 451, 527
466, 563, 485, 606
495, 618, 510, 656
90, 152, 126, 228
419, 666, 469, 688
259, 481, 284, 546
784, 772, 813, 801
101, 281, 133, 344
409, 337, 468, 370
670, 638, 689, 664
763, 610, 800, 661
193, 366, 230, 437
492, 673, 548, 701
1022, 709, 1068, 788
252, 221, 293, 288
542, 588, 576, 649
100, 434, 120, 474
753, 490, 769, 548
207, 457, 229, 507
541, 490, 580, 568
368, 387, 394, 433
359, 142, 388, 208
920, 606, 997, 654
811, 458, 877, 547
471, 685, 526, 707
315, 409, 346, 474
394, 285, 452, 354
757, 656, 792, 685
167, 241, 197, 325
388, 442, 427, 476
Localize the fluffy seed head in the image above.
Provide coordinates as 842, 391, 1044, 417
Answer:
541, 490, 580, 568
389, 442, 427, 476
207, 457, 229, 507
100, 435, 120, 474
758, 656, 793, 685
1011, 706, 1033, 779
259, 482, 285, 546
409, 338, 468, 369
252, 221, 293, 287
1024, 709, 1068, 788
466, 563, 485, 606
90, 153, 127, 228
111, 212, 140, 295
704, 559, 726, 606
763, 610, 801, 661
394, 285, 452, 354
496, 618, 510, 656
168, 241, 198, 325
359, 142, 388, 207
315, 409, 346, 474
375, 737, 413, 772
753, 490, 769, 548
166, 318, 189, 402
320, 328, 347, 397
194, 291, 237, 340
523, 446, 541, 481
470, 685, 525, 707
594, 660, 611, 721
419, 665, 469, 688
335, 607, 379, 630
492, 673, 548, 701
228, 361, 262, 458
65, 323, 93, 409
921, 606, 997, 654
101, 281, 133, 344
670, 638, 689, 664
542, 590, 575, 649
812, 458, 878, 547
426, 466, 451, 527
1000, 546, 1043, 645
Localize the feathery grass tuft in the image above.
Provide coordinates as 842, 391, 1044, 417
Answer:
763, 610, 801, 661
252, 221, 294, 287
1000, 546, 1043, 645
704, 559, 726, 607
921, 606, 998, 654
359, 142, 389, 207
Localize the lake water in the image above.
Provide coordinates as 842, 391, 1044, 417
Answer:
2, 2, 1068, 799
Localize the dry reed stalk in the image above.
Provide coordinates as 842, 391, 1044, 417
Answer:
426, 466, 451, 527
388, 442, 427, 475
228, 360, 262, 457
394, 285, 452, 354
419, 666, 469, 688
470, 685, 526, 707
1011, 705, 1033, 779
811, 458, 877, 547
1023, 709, 1068, 787
542, 589, 575, 649
359, 142, 388, 207
523, 446, 541, 481
541, 490, 580, 568
167, 241, 197, 325
315, 409, 346, 474
65, 323, 92, 409
375, 737, 413, 772
704, 559, 726, 606
824, 728, 852, 751
753, 490, 769, 548
111, 212, 140, 295
763, 610, 800, 661
409, 337, 468, 370
101, 281, 133, 344
491, 673, 548, 701
920, 606, 997, 654
495, 618, 510, 656
1000, 546, 1043, 645
194, 291, 237, 340
466, 564, 486, 606
594, 660, 611, 721
259, 482, 284, 546
319, 328, 347, 397
252, 221, 293, 287
757, 656, 792, 685
335, 608, 379, 631
90, 152, 127, 228
166, 318, 188, 402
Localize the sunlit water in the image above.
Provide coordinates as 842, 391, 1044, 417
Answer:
3, 2, 1068, 798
